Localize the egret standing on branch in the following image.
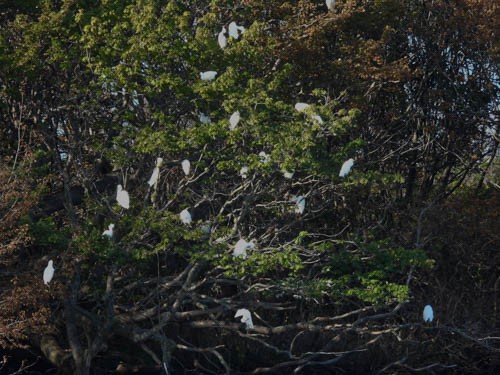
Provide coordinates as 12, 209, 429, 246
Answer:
182, 159, 191, 176
148, 157, 163, 187
180, 209, 192, 225
218, 26, 227, 49
233, 239, 255, 259
102, 223, 114, 238
229, 111, 240, 130
228, 21, 245, 39
200, 71, 217, 81
43, 260, 55, 285
339, 158, 354, 177
235, 308, 254, 329
423, 305, 434, 322
116, 184, 130, 209
326, 0, 336, 10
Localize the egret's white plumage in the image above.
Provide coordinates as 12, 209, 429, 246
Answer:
311, 114, 324, 124
283, 171, 294, 179
423, 305, 434, 322
102, 223, 114, 238
235, 308, 254, 329
240, 166, 249, 179
182, 159, 191, 176
295, 102, 310, 112
218, 26, 227, 49
326, 0, 336, 10
229, 111, 240, 130
180, 209, 192, 225
339, 158, 354, 177
259, 151, 270, 164
199, 113, 211, 124
200, 71, 217, 81
228, 21, 245, 39
43, 260, 54, 285
291, 195, 306, 214
233, 239, 255, 259
116, 184, 130, 209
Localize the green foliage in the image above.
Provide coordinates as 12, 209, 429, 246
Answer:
25, 217, 68, 251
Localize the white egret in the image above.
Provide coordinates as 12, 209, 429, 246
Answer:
295, 102, 310, 112
240, 166, 249, 179
235, 308, 254, 329
326, 0, 336, 10
102, 223, 114, 238
423, 305, 434, 322
283, 171, 294, 179
311, 114, 324, 124
43, 260, 55, 285
229, 111, 240, 130
200, 71, 217, 81
291, 195, 306, 214
182, 159, 191, 176
233, 239, 255, 259
228, 21, 245, 39
148, 157, 163, 187
259, 151, 270, 164
339, 158, 354, 177
180, 209, 192, 225
218, 26, 227, 49
199, 113, 211, 124
116, 184, 130, 209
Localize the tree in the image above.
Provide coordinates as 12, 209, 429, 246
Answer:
0, 0, 498, 373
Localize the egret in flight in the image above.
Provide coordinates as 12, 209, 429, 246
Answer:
180, 209, 192, 225
182, 159, 191, 176
102, 223, 114, 238
200, 71, 217, 81
339, 158, 354, 177
116, 184, 130, 209
43, 260, 55, 285
229, 111, 240, 130
423, 305, 434, 322
235, 308, 254, 329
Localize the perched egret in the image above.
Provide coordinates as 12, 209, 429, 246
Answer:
116, 184, 130, 209
199, 113, 211, 124
233, 239, 255, 259
283, 171, 294, 179
180, 209, 192, 225
339, 158, 354, 177
291, 195, 306, 214
311, 114, 324, 124
43, 260, 54, 285
148, 157, 163, 187
229, 111, 241, 130
240, 166, 249, 179
259, 151, 270, 164
228, 21, 245, 39
200, 71, 217, 81
295, 102, 310, 112
423, 305, 434, 323
182, 159, 191, 176
102, 223, 114, 238
326, 0, 336, 10
235, 308, 254, 329
218, 26, 227, 49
